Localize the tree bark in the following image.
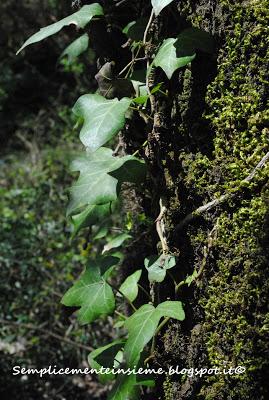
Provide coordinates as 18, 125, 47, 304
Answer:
120, 1, 269, 399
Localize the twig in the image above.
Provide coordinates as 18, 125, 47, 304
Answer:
143, 9, 155, 46
0, 319, 93, 352
175, 150, 269, 232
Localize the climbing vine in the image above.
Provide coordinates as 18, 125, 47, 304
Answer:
18, 1, 214, 398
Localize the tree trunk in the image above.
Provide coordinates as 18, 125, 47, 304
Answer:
121, 0, 269, 399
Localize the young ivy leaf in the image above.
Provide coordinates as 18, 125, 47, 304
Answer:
145, 254, 176, 283
152, 28, 214, 79
102, 233, 132, 254
17, 4, 103, 54
124, 301, 185, 365
152, 38, 196, 79
118, 270, 142, 302
73, 94, 131, 152
60, 33, 89, 65
67, 147, 145, 216
88, 340, 125, 383
61, 256, 119, 325
151, 0, 175, 16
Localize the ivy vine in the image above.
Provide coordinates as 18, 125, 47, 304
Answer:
18, 1, 214, 398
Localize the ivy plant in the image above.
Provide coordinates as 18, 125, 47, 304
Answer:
18, 1, 214, 398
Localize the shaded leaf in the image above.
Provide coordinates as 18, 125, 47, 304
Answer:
88, 340, 125, 382
71, 203, 111, 237
17, 4, 103, 54
73, 94, 131, 151
118, 270, 142, 302
122, 18, 147, 41
60, 33, 89, 64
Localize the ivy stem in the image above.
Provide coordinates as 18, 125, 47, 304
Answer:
137, 283, 151, 300
107, 281, 137, 311
143, 9, 154, 46
115, 310, 127, 319
132, 140, 148, 156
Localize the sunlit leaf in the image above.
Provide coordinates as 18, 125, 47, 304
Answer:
118, 270, 142, 302
103, 233, 132, 254
73, 94, 131, 151
108, 374, 139, 400
153, 38, 196, 79
151, 0, 175, 16
145, 254, 176, 283
67, 147, 145, 216
17, 4, 103, 54
124, 301, 185, 364
61, 256, 119, 324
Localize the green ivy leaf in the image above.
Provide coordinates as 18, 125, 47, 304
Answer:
67, 147, 145, 216
118, 270, 142, 302
122, 18, 147, 41
145, 254, 176, 283
103, 233, 132, 254
88, 340, 125, 382
108, 374, 139, 400
151, 0, 175, 16
156, 300, 185, 320
176, 27, 215, 54
185, 269, 198, 286
124, 301, 184, 365
71, 203, 111, 237
17, 4, 103, 54
61, 256, 119, 324
60, 33, 89, 64
153, 38, 196, 79
73, 94, 131, 151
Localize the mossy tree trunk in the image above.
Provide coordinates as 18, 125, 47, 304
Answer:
120, 1, 269, 399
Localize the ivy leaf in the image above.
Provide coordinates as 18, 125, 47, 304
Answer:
60, 33, 89, 64
122, 18, 148, 41
71, 203, 111, 237
151, 0, 175, 16
118, 270, 142, 302
108, 374, 139, 400
124, 301, 185, 365
88, 340, 125, 382
153, 38, 196, 79
67, 147, 145, 216
103, 233, 132, 254
145, 254, 176, 283
176, 27, 215, 54
156, 301, 185, 321
17, 4, 103, 54
61, 256, 119, 324
124, 304, 160, 365
73, 94, 131, 151
185, 269, 198, 286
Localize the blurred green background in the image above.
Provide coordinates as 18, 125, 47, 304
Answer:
0, 1, 112, 398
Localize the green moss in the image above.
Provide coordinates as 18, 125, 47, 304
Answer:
164, 1, 269, 399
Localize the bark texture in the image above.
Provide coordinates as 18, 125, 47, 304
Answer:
122, 1, 269, 399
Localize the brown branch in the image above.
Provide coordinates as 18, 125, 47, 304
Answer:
0, 319, 93, 352
175, 151, 269, 232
